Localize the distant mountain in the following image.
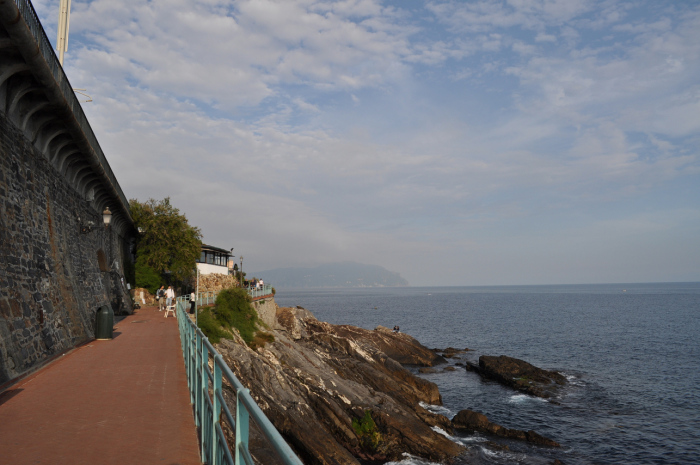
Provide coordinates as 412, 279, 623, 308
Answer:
252, 262, 409, 288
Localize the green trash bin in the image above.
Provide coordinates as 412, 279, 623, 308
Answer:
95, 305, 114, 340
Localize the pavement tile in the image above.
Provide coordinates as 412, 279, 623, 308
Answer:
0, 307, 202, 465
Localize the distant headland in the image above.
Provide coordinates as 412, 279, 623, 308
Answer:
252, 262, 409, 288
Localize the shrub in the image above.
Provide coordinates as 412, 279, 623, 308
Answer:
352, 410, 382, 452
197, 308, 232, 344
250, 332, 275, 351
215, 288, 259, 344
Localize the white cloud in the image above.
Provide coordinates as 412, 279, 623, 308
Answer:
38, 0, 700, 285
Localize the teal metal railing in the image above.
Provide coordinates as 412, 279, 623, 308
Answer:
246, 284, 273, 300
181, 287, 272, 308
196, 291, 218, 306
175, 299, 303, 465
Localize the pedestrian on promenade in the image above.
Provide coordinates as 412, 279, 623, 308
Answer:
157, 285, 165, 311
190, 291, 196, 314
166, 286, 175, 309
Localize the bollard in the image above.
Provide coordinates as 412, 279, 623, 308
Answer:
94, 305, 114, 340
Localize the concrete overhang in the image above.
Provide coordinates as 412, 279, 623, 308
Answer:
0, 0, 134, 234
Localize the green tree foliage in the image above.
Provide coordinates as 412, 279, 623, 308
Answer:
135, 255, 162, 293
129, 197, 202, 283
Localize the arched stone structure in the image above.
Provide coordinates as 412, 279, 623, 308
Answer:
0, 0, 136, 386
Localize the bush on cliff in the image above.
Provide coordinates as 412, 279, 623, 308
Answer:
197, 308, 232, 344
214, 288, 260, 345
250, 331, 275, 351
352, 410, 382, 452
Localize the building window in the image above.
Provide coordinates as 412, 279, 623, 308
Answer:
199, 249, 229, 267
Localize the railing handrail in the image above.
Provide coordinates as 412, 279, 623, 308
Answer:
179, 286, 272, 306
245, 284, 273, 299
175, 299, 303, 465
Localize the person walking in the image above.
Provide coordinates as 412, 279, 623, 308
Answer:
165, 285, 175, 309
157, 285, 165, 311
189, 291, 196, 314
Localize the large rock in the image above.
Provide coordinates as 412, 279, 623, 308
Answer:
452, 409, 560, 447
216, 308, 463, 464
467, 355, 566, 399
305, 321, 447, 367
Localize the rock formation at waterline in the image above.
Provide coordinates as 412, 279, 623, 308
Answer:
216, 306, 464, 464
466, 355, 567, 399
452, 409, 560, 447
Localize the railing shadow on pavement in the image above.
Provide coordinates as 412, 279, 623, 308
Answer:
175, 299, 303, 465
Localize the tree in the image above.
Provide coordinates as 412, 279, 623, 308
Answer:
129, 197, 202, 284
134, 255, 162, 293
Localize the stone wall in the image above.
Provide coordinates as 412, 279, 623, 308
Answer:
252, 298, 279, 330
198, 273, 239, 293
0, 111, 131, 386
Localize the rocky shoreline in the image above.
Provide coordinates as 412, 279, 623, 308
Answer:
216, 302, 561, 464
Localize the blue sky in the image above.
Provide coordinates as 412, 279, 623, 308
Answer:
34, 0, 700, 285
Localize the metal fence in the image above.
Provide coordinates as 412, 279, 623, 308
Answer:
175, 299, 303, 465
246, 284, 273, 300
182, 286, 272, 308
196, 291, 218, 306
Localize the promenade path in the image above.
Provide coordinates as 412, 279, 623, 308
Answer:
0, 306, 202, 465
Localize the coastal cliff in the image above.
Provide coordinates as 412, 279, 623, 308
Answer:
215, 303, 464, 464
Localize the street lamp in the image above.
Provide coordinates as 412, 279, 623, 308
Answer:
103, 207, 112, 227
79, 206, 113, 234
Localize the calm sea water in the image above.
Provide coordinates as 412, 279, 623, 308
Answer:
274, 283, 700, 465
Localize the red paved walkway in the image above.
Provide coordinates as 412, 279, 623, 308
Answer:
0, 306, 202, 465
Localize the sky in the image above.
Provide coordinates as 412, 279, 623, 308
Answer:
33, 0, 700, 286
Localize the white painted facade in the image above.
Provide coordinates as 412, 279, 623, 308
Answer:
196, 262, 229, 275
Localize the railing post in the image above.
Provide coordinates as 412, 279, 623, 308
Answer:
200, 339, 209, 461
195, 332, 202, 428
235, 388, 250, 465
189, 320, 196, 404
212, 356, 223, 465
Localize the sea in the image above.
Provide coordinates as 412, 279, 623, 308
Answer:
273, 283, 700, 465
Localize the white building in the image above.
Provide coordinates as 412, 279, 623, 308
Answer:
196, 244, 233, 275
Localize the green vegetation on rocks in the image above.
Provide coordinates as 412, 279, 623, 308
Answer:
197, 288, 274, 349
352, 410, 382, 452
197, 308, 232, 344
215, 288, 258, 344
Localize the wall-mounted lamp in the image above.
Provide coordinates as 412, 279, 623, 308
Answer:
79, 207, 113, 234
103, 207, 112, 227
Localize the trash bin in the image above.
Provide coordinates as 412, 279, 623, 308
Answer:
95, 305, 114, 340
